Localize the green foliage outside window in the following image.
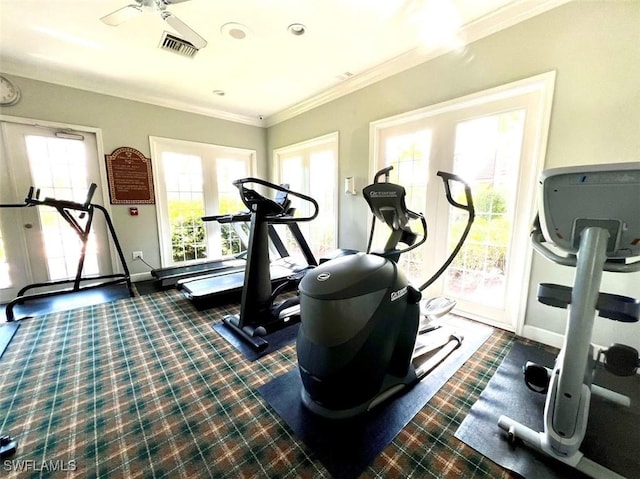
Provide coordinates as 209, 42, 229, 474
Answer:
449, 184, 510, 275
169, 196, 246, 262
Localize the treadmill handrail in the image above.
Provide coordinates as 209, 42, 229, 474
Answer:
232, 177, 319, 224
201, 212, 251, 223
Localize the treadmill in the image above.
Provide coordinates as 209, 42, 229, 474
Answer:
151, 189, 294, 288
179, 184, 318, 310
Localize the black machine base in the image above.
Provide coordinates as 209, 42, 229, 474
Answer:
300, 331, 463, 419
300, 369, 418, 420
222, 310, 300, 352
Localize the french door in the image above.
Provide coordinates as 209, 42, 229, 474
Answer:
371, 73, 555, 329
0, 121, 110, 303
150, 137, 255, 268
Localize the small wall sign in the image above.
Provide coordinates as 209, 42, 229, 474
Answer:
105, 147, 155, 204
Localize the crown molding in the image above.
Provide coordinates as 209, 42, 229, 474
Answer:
0, 62, 263, 127
265, 0, 570, 127
2, 0, 569, 129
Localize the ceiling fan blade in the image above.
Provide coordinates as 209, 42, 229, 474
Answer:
100, 5, 143, 26
161, 12, 207, 49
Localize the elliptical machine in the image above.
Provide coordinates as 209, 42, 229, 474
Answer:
296, 167, 475, 419
498, 162, 640, 479
0, 183, 133, 322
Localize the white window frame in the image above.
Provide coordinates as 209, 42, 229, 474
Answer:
369, 72, 556, 333
273, 131, 340, 255
150, 136, 256, 267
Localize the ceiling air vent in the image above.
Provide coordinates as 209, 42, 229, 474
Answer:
159, 32, 199, 58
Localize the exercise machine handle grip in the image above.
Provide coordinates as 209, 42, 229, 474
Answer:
84, 183, 97, 207
436, 171, 475, 219
418, 172, 476, 292
233, 177, 319, 223
531, 221, 640, 273
373, 166, 394, 184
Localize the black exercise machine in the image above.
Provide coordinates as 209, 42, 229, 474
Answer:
296, 166, 476, 418
0, 435, 17, 460
214, 178, 321, 351
180, 183, 320, 309
0, 184, 133, 322
152, 188, 295, 288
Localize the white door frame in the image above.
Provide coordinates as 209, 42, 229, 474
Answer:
369, 71, 556, 334
0, 115, 120, 296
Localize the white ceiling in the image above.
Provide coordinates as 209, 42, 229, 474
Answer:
0, 0, 566, 126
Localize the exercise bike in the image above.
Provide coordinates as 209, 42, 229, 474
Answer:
498, 162, 640, 479
296, 166, 475, 419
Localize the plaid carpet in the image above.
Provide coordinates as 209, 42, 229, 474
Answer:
0, 290, 517, 478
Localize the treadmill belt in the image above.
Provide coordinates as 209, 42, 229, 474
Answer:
183, 270, 246, 296
152, 259, 246, 287
182, 265, 295, 300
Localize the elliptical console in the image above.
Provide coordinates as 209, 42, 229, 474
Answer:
296, 167, 475, 418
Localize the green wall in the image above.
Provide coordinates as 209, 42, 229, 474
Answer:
1, 1, 638, 348
0, 77, 267, 274
267, 1, 640, 347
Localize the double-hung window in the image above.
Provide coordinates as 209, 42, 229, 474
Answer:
150, 137, 255, 267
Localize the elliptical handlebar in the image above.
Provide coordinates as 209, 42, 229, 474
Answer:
418, 171, 476, 292
83, 183, 97, 208
1, 183, 98, 211
232, 177, 319, 224
437, 171, 475, 220
373, 166, 393, 184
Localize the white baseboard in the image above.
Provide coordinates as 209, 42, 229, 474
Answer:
521, 324, 564, 349
131, 272, 153, 282
521, 324, 615, 363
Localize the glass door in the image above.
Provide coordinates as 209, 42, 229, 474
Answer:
442, 109, 527, 323
371, 73, 555, 329
0, 122, 108, 303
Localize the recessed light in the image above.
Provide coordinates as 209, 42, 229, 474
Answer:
212, 90, 225, 96
221, 22, 249, 40
288, 23, 306, 36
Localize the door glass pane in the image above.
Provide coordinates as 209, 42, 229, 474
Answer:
163, 152, 207, 263
278, 156, 306, 256
279, 156, 304, 192
379, 130, 431, 282
445, 110, 525, 308
216, 158, 248, 256
24, 135, 99, 281
275, 135, 339, 262
308, 150, 336, 258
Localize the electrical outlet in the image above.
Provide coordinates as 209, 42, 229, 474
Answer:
132, 251, 143, 260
